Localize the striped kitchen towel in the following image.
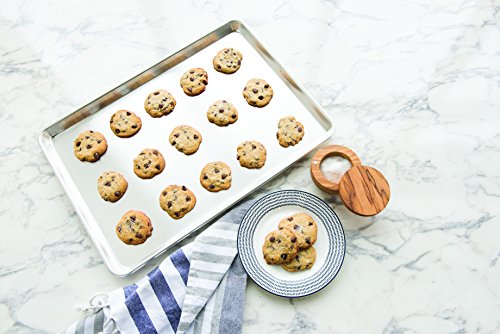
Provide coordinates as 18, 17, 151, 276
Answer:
64, 199, 253, 334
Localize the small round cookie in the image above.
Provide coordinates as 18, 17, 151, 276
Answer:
277, 116, 305, 148
278, 213, 318, 249
242, 79, 273, 108
199, 161, 232, 192
133, 148, 165, 179
110, 110, 142, 138
97, 171, 128, 202
213, 48, 243, 74
116, 210, 153, 245
281, 246, 317, 272
262, 229, 299, 265
159, 185, 196, 219
236, 141, 267, 169
180, 68, 208, 96
144, 89, 176, 118
73, 130, 107, 162
169, 125, 202, 155
206, 100, 238, 126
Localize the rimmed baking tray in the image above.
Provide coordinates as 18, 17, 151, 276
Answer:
38, 20, 334, 276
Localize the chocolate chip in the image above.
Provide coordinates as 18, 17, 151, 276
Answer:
182, 185, 187, 191
231, 114, 236, 119
252, 145, 256, 150
172, 141, 176, 146
291, 236, 297, 243
105, 181, 111, 186
154, 91, 159, 95
186, 196, 191, 202
214, 168, 220, 173
264, 84, 269, 88
221, 174, 227, 179
117, 226, 121, 232
175, 212, 180, 217
115, 191, 121, 197
202, 79, 208, 85
270, 236, 275, 242
144, 162, 150, 169
217, 65, 221, 69
287, 217, 293, 221
126, 111, 131, 116
308, 222, 313, 226
209, 184, 215, 189
187, 87, 192, 92
97, 140, 101, 144
86, 144, 92, 149
132, 125, 137, 129
193, 134, 199, 140
281, 254, 287, 260
255, 81, 260, 85
190, 77, 195, 82
85, 136, 89, 139
93, 153, 99, 159
305, 238, 311, 244
203, 175, 208, 180
252, 88, 258, 93
190, 70, 194, 74
135, 232, 143, 239
155, 164, 160, 170
162, 191, 167, 196
76, 141, 81, 147
258, 95, 264, 100
219, 108, 224, 113
159, 103, 164, 108
89, 130, 94, 133
129, 238, 133, 243
297, 127, 302, 133
167, 201, 172, 208
130, 216, 136, 221
115, 129, 120, 133
238, 60, 241, 65
222, 100, 227, 103
294, 224, 299, 230
243, 87, 247, 91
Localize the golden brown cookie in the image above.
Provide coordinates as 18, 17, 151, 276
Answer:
278, 213, 317, 249
262, 229, 299, 265
236, 140, 267, 169
242, 79, 273, 108
133, 148, 165, 179
109, 110, 142, 138
180, 68, 208, 96
213, 48, 243, 74
169, 125, 202, 155
277, 116, 304, 148
281, 246, 317, 272
97, 171, 128, 202
116, 210, 153, 245
199, 161, 232, 192
73, 130, 107, 162
159, 185, 196, 219
206, 100, 238, 126
144, 89, 176, 118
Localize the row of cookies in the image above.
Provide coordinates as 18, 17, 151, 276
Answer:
263, 213, 318, 272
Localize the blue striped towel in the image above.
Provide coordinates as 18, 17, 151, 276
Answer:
64, 200, 252, 334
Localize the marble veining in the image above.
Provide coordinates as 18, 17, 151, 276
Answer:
1, 0, 500, 333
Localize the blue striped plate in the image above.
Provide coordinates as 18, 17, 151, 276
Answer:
238, 190, 346, 298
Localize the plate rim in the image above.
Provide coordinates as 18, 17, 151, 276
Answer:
237, 189, 346, 298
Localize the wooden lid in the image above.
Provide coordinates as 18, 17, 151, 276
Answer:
339, 165, 390, 216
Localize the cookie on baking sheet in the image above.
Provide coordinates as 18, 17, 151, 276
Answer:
116, 210, 153, 245
277, 116, 304, 148
278, 213, 317, 249
159, 185, 196, 219
242, 79, 273, 108
200, 161, 232, 192
236, 140, 267, 169
169, 125, 202, 155
144, 89, 176, 118
206, 100, 238, 126
262, 229, 299, 265
180, 68, 208, 96
281, 246, 317, 272
213, 48, 243, 74
73, 130, 107, 162
133, 148, 165, 179
110, 110, 142, 138
97, 171, 128, 202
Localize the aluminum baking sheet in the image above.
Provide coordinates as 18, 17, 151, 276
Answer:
39, 20, 333, 276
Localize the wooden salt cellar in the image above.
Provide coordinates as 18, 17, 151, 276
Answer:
310, 145, 390, 216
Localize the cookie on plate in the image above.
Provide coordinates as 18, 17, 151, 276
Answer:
236, 140, 267, 169
169, 125, 202, 155
277, 116, 304, 148
281, 246, 317, 272
144, 89, 176, 118
206, 100, 238, 126
133, 148, 165, 179
278, 213, 318, 249
110, 110, 142, 138
200, 161, 232, 192
73, 130, 107, 162
116, 210, 153, 245
242, 79, 273, 108
180, 68, 208, 96
262, 229, 299, 265
97, 171, 128, 202
213, 48, 243, 74
159, 185, 196, 219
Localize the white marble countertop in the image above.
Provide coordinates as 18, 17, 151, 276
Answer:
1, 0, 500, 333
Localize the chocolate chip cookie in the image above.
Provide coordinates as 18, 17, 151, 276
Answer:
180, 68, 208, 96
73, 130, 107, 162
97, 171, 128, 202
159, 185, 196, 219
213, 48, 243, 74
206, 100, 238, 126
236, 140, 267, 169
144, 89, 176, 118
278, 213, 317, 249
116, 210, 153, 245
277, 116, 304, 148
262, 229, 299, 265
199, 161, 232, 192
133, 148, 165, 179
242, 79, 273, 108
281, 246, 317, 272
110, 110, 142, 138
169, 125, 202, 155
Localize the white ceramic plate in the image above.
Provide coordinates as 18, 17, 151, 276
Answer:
238, 190, 346, 298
